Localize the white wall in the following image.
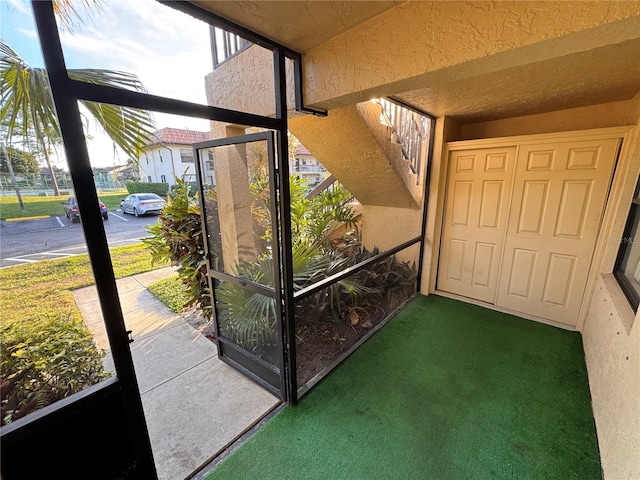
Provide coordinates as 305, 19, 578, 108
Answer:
137, 145, 197, 186
581, 115, 640, 479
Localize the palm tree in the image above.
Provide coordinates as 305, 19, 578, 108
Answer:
0, 3, 154, 195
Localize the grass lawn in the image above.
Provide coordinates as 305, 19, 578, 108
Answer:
147, 275, 189, 313
0, 191, 127, 220
0, 242, 167, 326
0, 242, 169, 422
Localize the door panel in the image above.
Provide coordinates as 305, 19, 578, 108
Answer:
195, 132, 287, 399
496, 138, 620, 326
437, 147, 516, 303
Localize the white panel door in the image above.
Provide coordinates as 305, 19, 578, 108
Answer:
437, 147, 516, 302
495, 138, 620, 326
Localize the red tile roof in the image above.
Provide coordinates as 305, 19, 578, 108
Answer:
145, 128, 211, 147
294, 144, 312, 155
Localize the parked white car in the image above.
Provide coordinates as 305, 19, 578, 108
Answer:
120, 193, 166, 217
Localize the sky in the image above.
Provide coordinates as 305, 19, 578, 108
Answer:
1, 0, 212, 168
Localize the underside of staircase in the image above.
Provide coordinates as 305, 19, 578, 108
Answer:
289, 101, 422, 210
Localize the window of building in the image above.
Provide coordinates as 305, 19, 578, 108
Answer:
160, 174, 166, 183
146, 157, 149, 165
614, 176, 640, 312
147, 175, 152, 182
180, 149, 194, 163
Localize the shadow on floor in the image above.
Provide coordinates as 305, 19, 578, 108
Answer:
73, 267, 280, 480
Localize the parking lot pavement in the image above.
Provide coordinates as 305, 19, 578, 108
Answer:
0, 212, 158, 268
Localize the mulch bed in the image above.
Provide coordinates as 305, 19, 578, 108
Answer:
182, 297, 405, 389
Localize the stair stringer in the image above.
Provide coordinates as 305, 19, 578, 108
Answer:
355, 101, 425, 206
288, 105, 420, 209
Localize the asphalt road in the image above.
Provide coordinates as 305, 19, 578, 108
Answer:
0, 210, 160, 269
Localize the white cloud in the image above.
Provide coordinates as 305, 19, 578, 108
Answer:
54, 0, 212, 166
5, 0, 29, 15
16, 27, 37, 38
58, 0, 211, 105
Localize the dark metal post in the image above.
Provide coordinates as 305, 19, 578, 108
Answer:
273, 47, 298, 403
30, 2, 157, 477
416, 116, 437, 293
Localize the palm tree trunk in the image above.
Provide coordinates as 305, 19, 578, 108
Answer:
39, 136, 60, 196
1, 142, 26, 212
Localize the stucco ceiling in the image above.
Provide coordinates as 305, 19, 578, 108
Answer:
191, 1, 640, 123
191, 1, 403, 51
396, 38, 640, 123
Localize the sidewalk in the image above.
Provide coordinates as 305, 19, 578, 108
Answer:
73, 267, 280, 480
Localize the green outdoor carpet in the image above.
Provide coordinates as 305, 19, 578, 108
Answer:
205, 295, 601, 480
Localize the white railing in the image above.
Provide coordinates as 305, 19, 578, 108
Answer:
292, 164, 325, 174
374, 98, 430, 183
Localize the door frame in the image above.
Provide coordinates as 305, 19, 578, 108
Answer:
429, 126, 635, 331
194, 131, 288, 400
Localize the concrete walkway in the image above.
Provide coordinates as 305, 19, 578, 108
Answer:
73, 267, 280, 480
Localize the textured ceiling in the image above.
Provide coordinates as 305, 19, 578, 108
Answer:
191, 1, 403, 51
396, 38, 640, 123
191, 1, 640, 122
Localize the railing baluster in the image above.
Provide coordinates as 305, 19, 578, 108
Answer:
374, 97, 429, 182
211, 27, 252, 68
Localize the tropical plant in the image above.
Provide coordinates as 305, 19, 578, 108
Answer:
144, 178, 212, 318
145, 171, 416, 354
0, 39, 155, 195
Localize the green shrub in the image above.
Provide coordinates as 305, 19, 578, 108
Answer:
125, 180, 169, 196
144, 178, 212, 319
1, 314, 109, 425
0, 243, 163, 425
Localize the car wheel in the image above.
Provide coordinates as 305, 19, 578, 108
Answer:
71, 217, 80, 224
134, 208, 140, 217
103, 213, 109, 220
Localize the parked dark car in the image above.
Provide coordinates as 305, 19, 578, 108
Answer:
120, 193, 166, 217
62, 197, 109, 223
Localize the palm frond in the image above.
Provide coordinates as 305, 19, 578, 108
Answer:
0, 39, 155, 159
52, 0, 102, 31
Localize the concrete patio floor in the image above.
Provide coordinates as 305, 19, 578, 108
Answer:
73, 267, 280, 480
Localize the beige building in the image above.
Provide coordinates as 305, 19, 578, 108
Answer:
8, 3, 638, 479
198, 2, 640, 478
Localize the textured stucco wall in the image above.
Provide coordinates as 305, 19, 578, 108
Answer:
204, 2, 640, 118
301, 1, 640, 109
205, 45, 295, 118
583, 276, 640, 480
360, 205, 422, 264
356, 102, 425, 205
420, 116, 461, 294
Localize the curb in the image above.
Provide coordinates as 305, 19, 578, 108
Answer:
4, 215, 51, 222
